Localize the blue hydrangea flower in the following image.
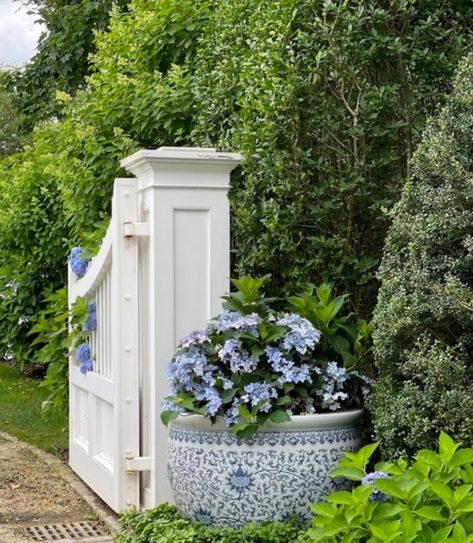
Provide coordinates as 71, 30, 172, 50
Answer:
76, 343, 93, 374
204, 388, 222, 416
277, 313, 321, 355
362, 471, 390, 502
226, 399, 243, 427
228, 467, 253, 491
317, 361, 353, 411
161, 399, 184, 413
210, 311, 261, 336
218, 339, 258, 373
76, 343, 91, 364
326, 361, 348, 384
167, 347, 209, 392
265, 346, 312, 384
84, 300, 97, 332
80, 358, 93, 374
241, 382, 277, 412
69, 247, 90, 278
178, 329, 210, 348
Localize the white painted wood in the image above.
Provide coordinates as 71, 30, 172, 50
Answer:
69, 179, 141, 512
122, 147, 241, 506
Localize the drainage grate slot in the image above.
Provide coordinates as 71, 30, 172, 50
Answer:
25, 521, 110, 541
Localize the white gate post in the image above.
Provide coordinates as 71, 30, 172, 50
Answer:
121, 147, 241, 505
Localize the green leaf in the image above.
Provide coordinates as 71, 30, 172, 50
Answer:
275, 395, 292, 406
414, 505, 445, 521
451, 448, 473, 467
238, 405, 253, 422
160, 410, 179, 426
268, 410, 291, 424
327, 491, 354, 505
439, 432, 459, 462
429, 481, 454, 504
312, 502, 337, 518
221, 388, 236, 403
375, 479, 405, 500
330, 467, 365, 481
233, 423, 258, 439
431, 526, 453, 542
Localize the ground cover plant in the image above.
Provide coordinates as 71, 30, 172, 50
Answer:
371, 53, 473, 458
115, 503, 303, 543
304, 433, 473, 542
0, 362, 67, 453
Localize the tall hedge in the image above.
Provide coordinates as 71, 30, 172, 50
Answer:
192, 0, 473, 313
371, 54, 473, 458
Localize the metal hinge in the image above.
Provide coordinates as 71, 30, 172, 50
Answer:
123, 220, 150, 239
125, 452, 151, 473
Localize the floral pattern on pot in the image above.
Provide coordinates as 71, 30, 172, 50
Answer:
167, 412, 363, 527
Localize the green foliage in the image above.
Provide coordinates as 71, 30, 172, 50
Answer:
288, 284, 373, 370
192, 0, 473, 313
30, 288, 93, 415
0, 363, 68, 453
304, 433, 473, 542
13, 0, 129, 127
115, 503, 303, 543
0, 69, 25, 157
371, 54, 473, 458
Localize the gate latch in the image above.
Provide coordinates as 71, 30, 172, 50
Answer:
123, 221, 150, 239
125, 451, 151, 473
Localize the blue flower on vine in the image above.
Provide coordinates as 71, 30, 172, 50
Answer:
76, 342, 93, 374
69, 247, 90, 278
84, 300, 97, 332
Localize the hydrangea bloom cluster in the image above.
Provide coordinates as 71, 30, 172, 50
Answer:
84, 300, 97, 332
362, 471, 390, 502
163, 309, 366, 432
69, 247, 91, 278
76, 342, 93, 374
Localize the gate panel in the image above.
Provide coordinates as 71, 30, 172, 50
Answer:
69, 179, 141, 512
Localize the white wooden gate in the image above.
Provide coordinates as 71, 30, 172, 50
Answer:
69, 147, 241, 513
69, 179, 143, 511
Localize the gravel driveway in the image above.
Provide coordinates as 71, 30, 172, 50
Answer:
0, 434, 115, 542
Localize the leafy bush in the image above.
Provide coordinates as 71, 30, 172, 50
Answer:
0, 0, 213, 371
371, 53, 473, 458
304, 433, 473, 542
162, 277, 370, 438
115, 503, 303, 543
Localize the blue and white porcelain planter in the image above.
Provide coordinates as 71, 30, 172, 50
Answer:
167, 409, 364, 527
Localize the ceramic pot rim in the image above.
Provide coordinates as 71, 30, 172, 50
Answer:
170, 409, 364, 432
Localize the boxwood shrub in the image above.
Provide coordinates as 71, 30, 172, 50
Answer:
371, 53, 473, 458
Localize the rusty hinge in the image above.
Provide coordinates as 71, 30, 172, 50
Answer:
123, 220, 150, 239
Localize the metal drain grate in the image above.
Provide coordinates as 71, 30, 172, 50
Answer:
25, 521, 110, 542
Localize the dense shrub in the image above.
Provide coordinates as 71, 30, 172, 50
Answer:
371, 54, 473, 458
192, 0, 473, 313
115, 504, 303, 543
